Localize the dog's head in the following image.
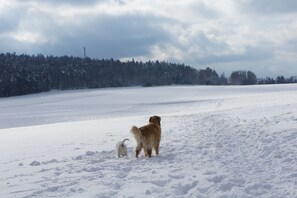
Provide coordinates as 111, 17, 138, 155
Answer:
149, 115, 161, 126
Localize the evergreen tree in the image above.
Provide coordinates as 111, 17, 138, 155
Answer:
276, 76, 285, 84
229, 70, 257, 85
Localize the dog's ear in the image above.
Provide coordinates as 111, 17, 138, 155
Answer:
157, 116, 161, 125
149, 116, 153, 123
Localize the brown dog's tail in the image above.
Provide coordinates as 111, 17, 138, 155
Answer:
130, 126, 142, 143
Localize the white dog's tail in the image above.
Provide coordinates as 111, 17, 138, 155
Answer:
130, 126, 142, 143
121, 138, 129, 145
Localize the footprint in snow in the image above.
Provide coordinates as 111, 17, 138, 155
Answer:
145, 189, 152, 195
41, 159, 58, 165
244, 183, 272, 196
203, 170, 217, 175
168, 172, 185, 179
206, 175, 226, 183
172, 180, 198, 195
30, 161, 41, 166
85, 151, 96, 156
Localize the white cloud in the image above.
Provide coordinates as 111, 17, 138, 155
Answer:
237, 0, 297, 15
0, 0, 297, 77
10, 31, 48, 44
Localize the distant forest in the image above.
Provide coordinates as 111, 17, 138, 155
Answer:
0, 53, 296, 97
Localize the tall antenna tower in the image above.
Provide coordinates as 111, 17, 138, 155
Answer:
83, 47, 86, 58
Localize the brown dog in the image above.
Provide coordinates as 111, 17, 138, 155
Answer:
130, 116, 161, 158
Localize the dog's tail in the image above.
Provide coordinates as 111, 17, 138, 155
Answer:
130, 126, 142, 143
121, 138, 129, 145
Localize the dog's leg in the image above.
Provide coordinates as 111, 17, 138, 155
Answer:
135, 144, 142, 158
143, 145, 149, 157
154, 147, 159, 156
117, 146, 121, 157
154, 143, 159, 155
147, 148, 152, 158
136, 149, 141, 158
154, 143, 159, 156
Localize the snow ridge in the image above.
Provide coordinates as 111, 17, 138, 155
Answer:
1, 112, 297, 197
1, 85, 297, 197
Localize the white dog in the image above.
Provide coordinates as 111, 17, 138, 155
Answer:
116, 138, 129, 158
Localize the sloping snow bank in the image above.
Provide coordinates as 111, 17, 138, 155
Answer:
1, 84, 297, 197
0, 84, 296, 129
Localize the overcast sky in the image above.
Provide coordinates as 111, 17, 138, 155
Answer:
1, 0, 297, 77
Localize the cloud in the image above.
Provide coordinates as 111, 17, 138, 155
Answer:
0, 0, 173, 58
12, 0, 101, 6
194, 46, 273, 65
0, 0, 297, 77
237, 0, 297, 15
46, 0, 99, 4
0, 5, 25, 34
36, 14, 172, 58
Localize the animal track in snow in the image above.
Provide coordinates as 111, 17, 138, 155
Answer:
172, 180, 198, 195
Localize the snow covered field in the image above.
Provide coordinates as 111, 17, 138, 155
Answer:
1, 84, 297, 197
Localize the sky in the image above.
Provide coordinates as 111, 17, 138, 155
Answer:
0, 0, 297, 77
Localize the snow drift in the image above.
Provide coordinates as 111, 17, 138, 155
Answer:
1, 84, 297, 197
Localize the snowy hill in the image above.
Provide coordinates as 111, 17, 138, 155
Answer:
1, 85, 297, 197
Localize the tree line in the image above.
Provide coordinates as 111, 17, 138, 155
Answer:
0, 53, 222, 97
0, 53, 296, 97
258, 76, 297, 84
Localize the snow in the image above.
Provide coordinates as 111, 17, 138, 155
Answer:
1, 84, 297, 197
